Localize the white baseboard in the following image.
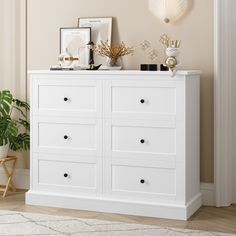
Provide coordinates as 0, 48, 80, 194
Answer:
0, 168, 216, 207
200, 183, 215, 206
26, 191, 202, 220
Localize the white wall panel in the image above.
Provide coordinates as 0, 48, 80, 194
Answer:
0, 0, 27, 168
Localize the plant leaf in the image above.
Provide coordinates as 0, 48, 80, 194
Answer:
0, 90, 13, 117
10, 133, 30, 151
13, 99, 30, 110
0, 117, 18, 145
0, 90, 30, 152
16, 119, 30, 131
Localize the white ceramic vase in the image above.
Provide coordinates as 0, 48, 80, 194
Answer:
0, 143, 9, 158
165, 47, 181, 77
166, 47, 179, 56
166, 47, 180, 63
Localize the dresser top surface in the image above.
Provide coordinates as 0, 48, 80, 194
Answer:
28, 70, 201, 76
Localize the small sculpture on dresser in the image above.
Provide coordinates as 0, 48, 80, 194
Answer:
160, 34, 181, 76
139, 40, 158, 71
86, 41, 102, 70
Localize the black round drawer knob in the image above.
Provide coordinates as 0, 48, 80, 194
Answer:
140, 139, 145, 144
64, 97, 69, 102
140, 99, 145, 104
64, 173, 68, 178
140, 179, 145, 184
64, 135, 68, 140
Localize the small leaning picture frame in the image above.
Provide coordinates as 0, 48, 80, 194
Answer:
78, 17, 113, 66
60, 27, 91, 67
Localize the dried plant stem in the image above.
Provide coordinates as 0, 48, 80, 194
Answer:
160, 34, 181, 48
96, 41, 134, 65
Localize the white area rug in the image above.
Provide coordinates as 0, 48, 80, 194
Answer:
0, 210, 234, 236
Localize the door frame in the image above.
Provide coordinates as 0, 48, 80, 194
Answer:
214, 0, 233, 207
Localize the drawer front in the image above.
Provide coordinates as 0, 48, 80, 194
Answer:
105, 81, 184, 120
33, 154, 101, 195
32, 79, 102, 117
105, 119, 177, 161
104, 160, 176, 200
33, 117, 102, 156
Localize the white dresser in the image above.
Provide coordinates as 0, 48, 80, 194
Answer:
26, 70, 201, 220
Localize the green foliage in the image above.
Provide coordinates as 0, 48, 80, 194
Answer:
10, 133, 30, 151
0, 90, 30, 152
0, 117, 18, 146
0, 91, 13, 117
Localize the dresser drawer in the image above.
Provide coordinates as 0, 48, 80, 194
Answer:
33, 154, 102, 195
32, 79, 102, 117
104, 160, 176, 200
33, 117, 102, 156
105, 80, 183, 120
105, 119, 177, 160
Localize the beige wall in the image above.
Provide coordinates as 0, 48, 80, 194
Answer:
27, 0, 214, 182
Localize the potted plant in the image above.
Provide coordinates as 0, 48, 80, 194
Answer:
0, 90, 30, 158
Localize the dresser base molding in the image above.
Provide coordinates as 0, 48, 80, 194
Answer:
26, 191, 202, 220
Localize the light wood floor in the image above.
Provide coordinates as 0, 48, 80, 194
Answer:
0, 191, 236, 234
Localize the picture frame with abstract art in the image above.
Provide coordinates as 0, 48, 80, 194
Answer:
78, 17, 113, 66
60, 27, 91, 67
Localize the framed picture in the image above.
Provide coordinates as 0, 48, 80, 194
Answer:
78, 17, 113, 66
60, 27, 91, 67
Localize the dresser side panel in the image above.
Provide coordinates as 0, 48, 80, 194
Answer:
185, 76, 201, 203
